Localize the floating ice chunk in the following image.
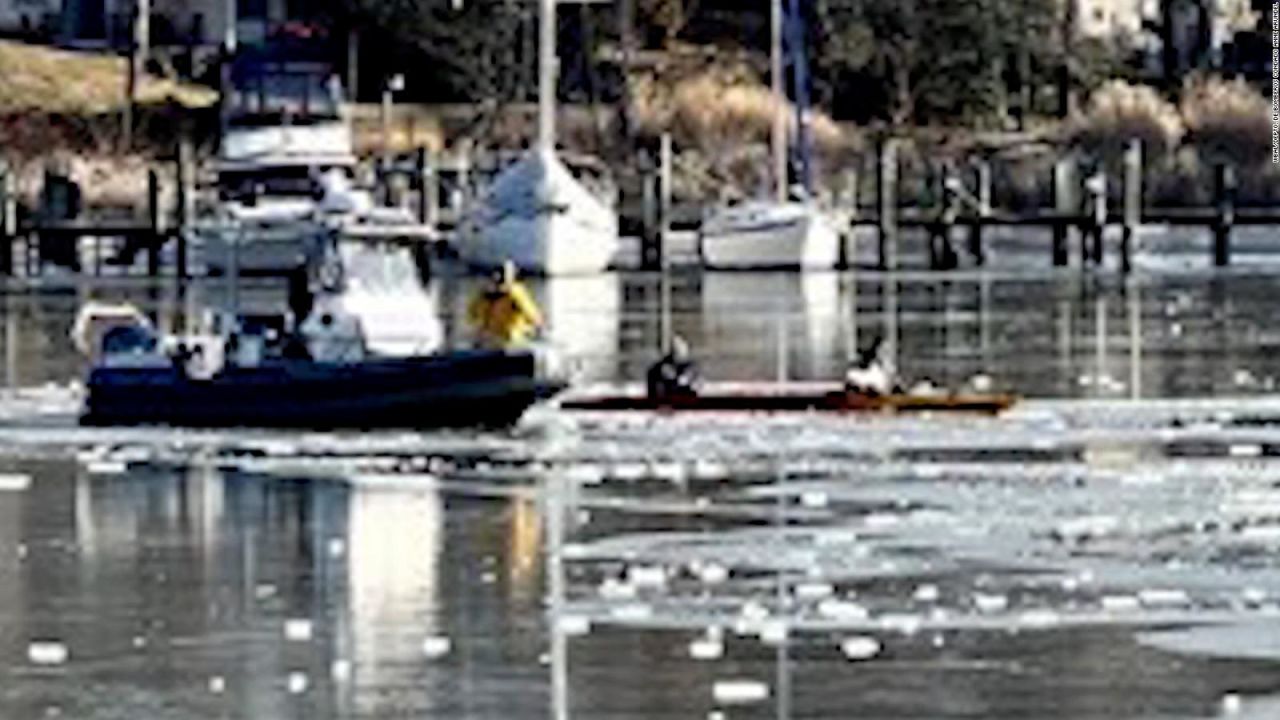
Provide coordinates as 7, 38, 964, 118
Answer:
708, 712, 725, 720
598, 578, 637, 600
817, 599, 869, 621
795, 582, 834, 601
1101, 595, 1141, 613
284, 619, 313, 642
327, 538, 346, 558
913, 584, 940, 603
208, 676, 226, 694
800, 491, 828, 509
28, 641, 68, 666
0, 473, 31, 492
878, 613, 922, 636
931, 633, 946, 648
85, 460, 127, 475
331, 659, 352, 682
1138, 588, 1190, 608
840, 636, 882, 661
692, 460, 729, 481
739, 601, 769, 623
565, 464, 605, 485
1243, 588, 1268, 604
422, 636, 452, 659
558, 615, 591, 637
254, 583, 277, 600
286, 672, 309, 694
651, 462, 686, 483
16, 543, 27, 560
758, 620, 788, 645
612, 463, 647, 481
626, 565, 667, 588
1229, 444, 1263, 458
698, 563, 729, 585
611, 603, 653, 622
1018, 609, 1060, 628
131, 635, 146, 649
863, 513, 901, 529
1055, 515, 1118, 541
689, 636, 724, 660
713, 680, 769, 705
1222, 693, 1242, 715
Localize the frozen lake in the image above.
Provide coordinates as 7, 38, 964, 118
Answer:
2, 269, 1280, 718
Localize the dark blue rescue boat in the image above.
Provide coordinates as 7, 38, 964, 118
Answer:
82, 350, 565, 430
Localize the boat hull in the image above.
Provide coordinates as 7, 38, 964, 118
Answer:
700, 204, 841, 270
460, 211, 620, 276
82, 351, 564, 429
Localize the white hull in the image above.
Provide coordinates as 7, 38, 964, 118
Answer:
700, 202, 841, 270
457, 151, 620, 275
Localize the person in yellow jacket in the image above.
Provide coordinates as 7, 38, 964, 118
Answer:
467, 261, 545, 349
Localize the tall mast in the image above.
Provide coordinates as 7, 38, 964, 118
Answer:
539, 0, 557, 153
770, 0, 787, 202
788, 0, 811, 193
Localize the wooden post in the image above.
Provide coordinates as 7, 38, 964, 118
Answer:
972, 159, 991, 266
877, 139, 898, 271
659, 133, 673, 351
415, 147, 431, 226
147, 168, 161, 277
1052, 157, 1074, 267
0, 162, 11, 277
346, 28, 360, 102
175, 137, 193, 279
1121, 139, 1142, 275
642, 163, 659, 269
1214, 163, 1235, 267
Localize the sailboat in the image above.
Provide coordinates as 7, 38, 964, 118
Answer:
698, 0, 841, 271
456, 0, 621, 275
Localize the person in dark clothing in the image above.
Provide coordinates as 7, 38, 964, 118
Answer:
647, 335, 701, 401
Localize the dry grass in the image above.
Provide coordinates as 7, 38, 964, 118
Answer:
1179, 75, 1271, 164
1067, 80, 1184, 158
0, 40, 216, 115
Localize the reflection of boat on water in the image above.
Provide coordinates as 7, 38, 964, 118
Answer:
700, 272, 842, 382
444, 272, 620, 384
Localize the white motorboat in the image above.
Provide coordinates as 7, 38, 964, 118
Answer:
457, 150, 620, 275
700, 200, 840, 270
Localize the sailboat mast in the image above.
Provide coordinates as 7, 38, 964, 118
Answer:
539, 0, 557, 153
788, 0, 812, 193
770, 0, 787, 202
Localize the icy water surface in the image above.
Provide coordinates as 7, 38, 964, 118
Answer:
3, 271, 1280, 718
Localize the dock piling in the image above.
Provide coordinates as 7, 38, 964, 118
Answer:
175, 137, 194, 279
971, 159, 991, 266
877, 139, 898, 271
0, 161, 11, 277
147, 169, 161, 278
1121, 139, 1142, 274
1052, 157, 1074, 267
1213, 163, 1235, 267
